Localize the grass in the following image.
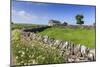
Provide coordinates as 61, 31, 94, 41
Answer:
38, 26, 95, 48
11, 23, 46, 30
11, 29, 65, 66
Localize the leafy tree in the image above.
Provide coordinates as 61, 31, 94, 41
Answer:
76, 14, 84, 25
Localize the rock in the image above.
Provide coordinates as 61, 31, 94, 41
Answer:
87, 49, 96, 61
79, 57, 85, 60
43, 35, 49, 44
33, 33, 37, 40
64, 50, 71, 56
61, 41, 68, 50
80, 45, 87, 57
37, 35, 43, 41
67, 42, 72, 51
89, 49, 95, 55
23, 32, 32, 41
22, 32, 28, 37
75, 58, 80, 62
27, 32, 30, 37
80, 45, 87, 53
76, 51, 82, 57
29, 33, 34, 41
47, 38, 55, 46
58, 41, 64, 49
53, 40, 61, 47
87, 53, 94, 61
67, 58, 75, 63
22, 32, 30, 39
69, 43, 75, 55
74, 44, 81, 55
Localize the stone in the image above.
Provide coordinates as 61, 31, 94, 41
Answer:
31, 33, 37, 40
22, 32, 27, 37
64, 50, 71, 56
80, 45, 87, 57
80, 45, 87, 54
74, 44, 81, 55
87, 53, 94, 61
67, 42, 72, 50
47, 38, 55, 46
43, 35, 49, 44
75, 58, 80, 62
58, 41, 64, 49
29, 33, 34, 41
60, 41, 68, 50
87, 49, 96, 61
27, 32, 30, 37
68, 43, 75, 55
89, 49, 95, 55
76, 51, 82, 57
53, 40, 61, 47
67, 58, 75, 63
37, 35, 43, 41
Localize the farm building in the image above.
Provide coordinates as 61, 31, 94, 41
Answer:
48, 20, 61, 26
62, 22, 68, 26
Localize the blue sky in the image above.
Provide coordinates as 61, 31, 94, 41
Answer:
12, 0, 96, 25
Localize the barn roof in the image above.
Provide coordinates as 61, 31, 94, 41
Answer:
49, 20, 61, 23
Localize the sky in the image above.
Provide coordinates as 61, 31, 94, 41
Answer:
12, 0, 96, 25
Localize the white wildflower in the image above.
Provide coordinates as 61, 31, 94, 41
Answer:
20, 61, 24, 63
16, 56, 18, 59
18, 51, 21, 53
32, 60, 36, 64
31, 55, 34, 57
29, 55, 31, 58
22, 51, 25, 55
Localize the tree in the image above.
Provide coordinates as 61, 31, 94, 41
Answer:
76, 14, 84, 25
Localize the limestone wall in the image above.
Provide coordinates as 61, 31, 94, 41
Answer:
21, 31, 96, 63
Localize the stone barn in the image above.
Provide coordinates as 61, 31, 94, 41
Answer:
62, 22, 68, 26
48, 20, 61, 26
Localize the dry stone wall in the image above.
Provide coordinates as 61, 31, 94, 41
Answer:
21, 30, 96, 63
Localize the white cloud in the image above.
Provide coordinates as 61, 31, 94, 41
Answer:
12, 10, 48, 24
17, 11, 26, 17
17, 10, 38, 20
16, 10, 47, 20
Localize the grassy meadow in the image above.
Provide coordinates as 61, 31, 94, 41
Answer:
38, 26, 95, 48
11, 23, 46, 30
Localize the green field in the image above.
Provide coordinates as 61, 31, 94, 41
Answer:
11, 24, 96, 48
38, 26, 95, 48
11, 23, 46, 30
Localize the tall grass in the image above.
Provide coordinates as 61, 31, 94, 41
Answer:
11, 29, 65, 66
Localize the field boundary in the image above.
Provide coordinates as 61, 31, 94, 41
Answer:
21, 28, 96, 62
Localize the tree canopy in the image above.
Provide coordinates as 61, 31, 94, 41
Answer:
76, 14, 84, 25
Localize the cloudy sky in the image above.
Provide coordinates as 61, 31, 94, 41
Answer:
12, 0, 96, 25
